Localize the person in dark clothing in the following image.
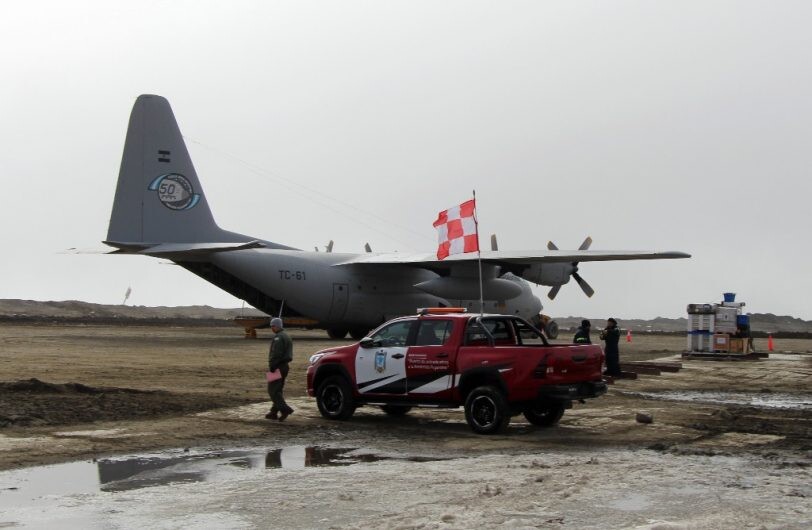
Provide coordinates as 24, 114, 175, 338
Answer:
266, 317, 294, 421
573, 319, 592, 344
600, 318, 621, 376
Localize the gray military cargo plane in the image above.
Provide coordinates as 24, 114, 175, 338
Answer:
104, 95, 690, 339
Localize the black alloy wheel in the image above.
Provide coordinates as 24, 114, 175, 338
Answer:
316, 376, 356, 420
464, 385, 510, 434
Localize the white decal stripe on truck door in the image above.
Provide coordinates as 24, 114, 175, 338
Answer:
410, 375, 452, 394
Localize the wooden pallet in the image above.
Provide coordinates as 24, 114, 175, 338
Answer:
681, 351, 766, 361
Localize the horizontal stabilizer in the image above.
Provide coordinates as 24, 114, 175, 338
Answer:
103, 240, 265, 256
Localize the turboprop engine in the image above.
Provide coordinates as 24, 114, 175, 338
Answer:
414, 276, 523, 300
413, 262, 523, 300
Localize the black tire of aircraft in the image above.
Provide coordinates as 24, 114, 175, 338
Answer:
316, 375, 356, 420
327, 328, 348, 340
522, 401, 566, 427
349, 328, 370, 341
464, 385, 511, 434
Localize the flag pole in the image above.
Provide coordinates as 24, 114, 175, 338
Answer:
473, 189, 484, 317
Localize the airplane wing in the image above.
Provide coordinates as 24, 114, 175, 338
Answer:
334, 249, 690, 268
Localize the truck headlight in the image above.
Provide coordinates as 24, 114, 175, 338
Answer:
309, 351, 335, 365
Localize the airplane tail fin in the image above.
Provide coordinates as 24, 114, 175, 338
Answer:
106, 95, 250, 246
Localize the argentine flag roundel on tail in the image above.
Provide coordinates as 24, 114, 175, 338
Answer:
433, 199, 479, 260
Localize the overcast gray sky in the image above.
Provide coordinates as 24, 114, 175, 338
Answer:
1, 1, 810, 320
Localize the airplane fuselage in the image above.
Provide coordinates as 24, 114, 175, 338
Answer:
177, 249, 546, 332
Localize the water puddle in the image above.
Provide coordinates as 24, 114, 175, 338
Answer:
620, 390, 812, 410
608, 493, 652, 511
0, 446, 445, 508
768, 353, 812, 361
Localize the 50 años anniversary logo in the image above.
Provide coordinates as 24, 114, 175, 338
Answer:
148, 173, 201, 211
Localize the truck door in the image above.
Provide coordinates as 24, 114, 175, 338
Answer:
355, 319, 414, 396
405, 319, 454, 400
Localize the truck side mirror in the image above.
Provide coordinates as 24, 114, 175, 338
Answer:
359, 337, 378, 349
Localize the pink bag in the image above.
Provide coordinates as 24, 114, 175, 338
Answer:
266, 370, 282, 382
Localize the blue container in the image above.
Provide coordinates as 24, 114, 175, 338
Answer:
723, 292, 736, 303
737, 315, 750, 326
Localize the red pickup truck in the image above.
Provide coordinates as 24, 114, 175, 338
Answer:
306, 309, 607, 434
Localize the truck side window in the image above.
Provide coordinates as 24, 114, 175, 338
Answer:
415, 320, 452, 346
487, 319, 514, 344
513, 318, 548, 346
370, 320, 413, 347
464, 322, 487, 345
464, 318, 516, 346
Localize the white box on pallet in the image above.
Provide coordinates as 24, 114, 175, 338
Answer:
714, 307, 738, 333
689, 314, 715, 332
688, 333, 712, 352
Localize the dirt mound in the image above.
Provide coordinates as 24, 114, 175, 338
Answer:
0, 378, 254, 428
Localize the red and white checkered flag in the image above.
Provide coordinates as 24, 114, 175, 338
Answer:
432, 199, 479, 260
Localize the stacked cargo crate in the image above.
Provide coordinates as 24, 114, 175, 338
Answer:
686, 293, 749, 353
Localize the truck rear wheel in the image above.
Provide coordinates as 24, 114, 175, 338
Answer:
316, 376, 356, 420
523, 401, 565, 427
464, 385, 510, 434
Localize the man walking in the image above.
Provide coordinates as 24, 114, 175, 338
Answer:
600, 317, 622, 376
266, 317, 294, 421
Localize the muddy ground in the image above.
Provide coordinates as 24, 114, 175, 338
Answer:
0, 323, 810, 528
0, 323, 810, 468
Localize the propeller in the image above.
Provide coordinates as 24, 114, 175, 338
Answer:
547, 236, 595, 299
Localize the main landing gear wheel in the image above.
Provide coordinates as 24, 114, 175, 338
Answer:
523, 401, 566, 427
327, 328, 348, 340
464, 385, 510, 434
544, 321, 559, 340
316, 376, 356, 420
349, 328, 369, 341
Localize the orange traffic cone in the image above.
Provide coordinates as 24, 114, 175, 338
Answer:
767, 334, 774, 352
626, 330, 632, 343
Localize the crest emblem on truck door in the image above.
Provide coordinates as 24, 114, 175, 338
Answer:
375, 350, 386, 373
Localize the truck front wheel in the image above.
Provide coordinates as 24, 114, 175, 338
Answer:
464, 385, 510, 434
523, 401, 565, 427
316, 376, 356, 420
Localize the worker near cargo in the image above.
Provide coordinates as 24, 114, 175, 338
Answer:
600, 318, 622, 376
573, 319, 592, 344
266, 317, 294, 421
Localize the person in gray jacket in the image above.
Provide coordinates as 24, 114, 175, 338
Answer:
266, 317, 294, 421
